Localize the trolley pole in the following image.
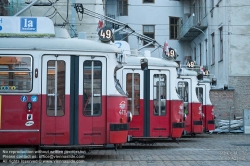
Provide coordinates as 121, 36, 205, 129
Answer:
14, 0, 40, 16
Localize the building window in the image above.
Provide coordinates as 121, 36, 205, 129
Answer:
143, 0, 154, 3
211, 33, 215, 65
118, 0, 128, 16
169, 17, 179, 40
143, 25, 155, 47
219, 27, 223, 61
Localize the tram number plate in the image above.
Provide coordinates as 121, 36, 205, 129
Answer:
98, 27, 113, 42
119, 110, 126, 115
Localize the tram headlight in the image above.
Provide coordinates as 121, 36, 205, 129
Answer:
127, 111, 133, 122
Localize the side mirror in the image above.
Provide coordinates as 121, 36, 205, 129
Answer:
140, 58, 148, 70
212, 78, 217, 86
127, 111, 133, 122
114, 63, 123, 75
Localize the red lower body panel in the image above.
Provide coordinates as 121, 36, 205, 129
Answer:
171, 100, 184, 138
0, 95, 41, 145
203, 105, 215, 131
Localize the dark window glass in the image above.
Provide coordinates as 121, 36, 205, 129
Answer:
169, 17, 179, 39
47, 60, 65, 116
153, 74, 167, 116
0, 55, 32, 92
118, 0, 128, 16
143, 25, 155, 47
126, 73, 140, 115
83, 60, 102, 116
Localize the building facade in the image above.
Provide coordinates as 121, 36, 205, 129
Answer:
179, 0, 250, 120
106, 0, 250, 121
105, 0, 185, 60
5, 0, 105, 39
0, 0, 8, 16
2, 0, 250, 121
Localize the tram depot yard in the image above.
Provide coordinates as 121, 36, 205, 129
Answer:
0, 15, 250, 166
0, 133, 249, 165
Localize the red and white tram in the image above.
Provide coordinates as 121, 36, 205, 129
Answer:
176, 68, 203, 135
115, 41, 184, 142
196, 76, 217, 132
0, 17, 132, 150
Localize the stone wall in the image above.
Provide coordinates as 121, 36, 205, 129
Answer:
229, 76, 250, 115
210, 90, 234, 122
210, 76, 250, 126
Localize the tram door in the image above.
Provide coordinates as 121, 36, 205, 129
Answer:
78, 57, 106, 145
122, 69, 144, 136
196, 84, 206, 129
177, 80, 191, 130
150, 70, 170, 137
123, 69, 170, 137
41, 55, 106, 145
41, 55, 71, 145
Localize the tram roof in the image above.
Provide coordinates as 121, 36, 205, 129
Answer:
0, 16, 121, 53
0, 37, 121, 53
125, 55, 178, 68
198, 77, 211, 83
180, 68, 197, 76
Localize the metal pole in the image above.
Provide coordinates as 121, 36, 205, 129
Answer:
14, 0, 40, 16
229, 106, 234, 133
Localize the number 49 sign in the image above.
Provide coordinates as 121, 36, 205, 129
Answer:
98, 27, 113, 42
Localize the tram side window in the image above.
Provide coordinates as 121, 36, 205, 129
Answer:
153, 74, 166, 116
83, 60, 102, 116
46, 60, 65, 116
126, 73, 140, 115
177, 81, 189, 115
196, 87, 203, 104
0, 55, 32, 92
177, 81, 189, 102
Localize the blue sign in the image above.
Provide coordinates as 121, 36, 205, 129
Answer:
21, 95, 28, 102
31, 95, 38, 102
20, 18, 37, 32
115, 42, 122, 48
0, 26, 2, 31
